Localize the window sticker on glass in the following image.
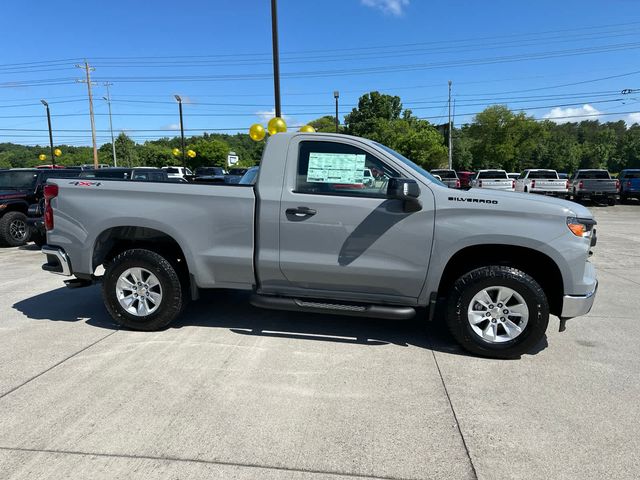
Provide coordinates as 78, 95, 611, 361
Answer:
307, 152, 366, 184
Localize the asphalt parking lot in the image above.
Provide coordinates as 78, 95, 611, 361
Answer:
0, 205, 639, 480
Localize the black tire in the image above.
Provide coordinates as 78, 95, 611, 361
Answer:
102, 248, 184, 331
0, 211, 31, 247
607, 196, 616, 206
446, 266, 549, 359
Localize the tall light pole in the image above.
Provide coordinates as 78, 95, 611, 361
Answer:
76, 61, 99, 168
333, 91, 340, 133
174, 95, 186, 168
103, 82, 117, 167
40, 100, 56, 167
270, 0, 282, 118
448, 80, 453, 170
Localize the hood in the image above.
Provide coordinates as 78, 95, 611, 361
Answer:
0, 190, 28, 200
443, 187, 594, 219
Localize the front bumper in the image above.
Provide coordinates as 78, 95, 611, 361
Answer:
41, 245, 72, 276
561, 281, 598, 318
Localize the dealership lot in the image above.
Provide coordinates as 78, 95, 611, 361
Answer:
0, 205, 638, 480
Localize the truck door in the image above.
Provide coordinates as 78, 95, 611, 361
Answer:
277, 138, 434, 304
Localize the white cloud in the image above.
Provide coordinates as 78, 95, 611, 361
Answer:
543, 104, 602, 124
361, 0, 409, 16
255, 108, 294, 124
626, 112, 640, 125
163, 123, 181, 131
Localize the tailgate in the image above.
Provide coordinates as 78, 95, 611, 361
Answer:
533, 180, 567, 190
582, 179, 617, 192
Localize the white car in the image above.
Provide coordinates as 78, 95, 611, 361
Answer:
162, 166, 193, 179
470, 170, 515, 191
363, 168, 374, 187
515, 169, 568, 196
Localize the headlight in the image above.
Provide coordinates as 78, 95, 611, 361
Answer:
567, 216, 596, 237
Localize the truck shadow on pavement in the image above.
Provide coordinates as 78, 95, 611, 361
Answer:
12, 286, 548, 358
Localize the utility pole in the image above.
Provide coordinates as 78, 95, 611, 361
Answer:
76, 61, 99, 168
174, 95, 186, 168
334, 91, 340, 133
40, 100, 56, 168
448, 80, 453, 170
103, 82, 117, 167
270, 0, 282, 118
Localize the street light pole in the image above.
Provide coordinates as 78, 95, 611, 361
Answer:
103, 83, 117, 167
40, 100, 55, 168
448, 80, 453, 170
333, 91, 340, 133
175, 95, 186, 168
270, 0, 282, 118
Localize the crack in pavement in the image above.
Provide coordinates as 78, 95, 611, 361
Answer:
0, 330, 119, 401
0, 446, 418, 480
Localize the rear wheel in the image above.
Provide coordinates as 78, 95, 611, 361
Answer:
102, 249, 184, 331
0, 211, 31, 247
446, 266, 549, 359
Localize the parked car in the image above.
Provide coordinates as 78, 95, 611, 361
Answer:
79, 168, 172, 182
430, 169, 460, 189
569, 169, 618, 205
0, 168, 80, 247
558, 173, 569, 180
225, 168, 248, 184
162, 166, 193, 179
457, 171, 475, 188
193, 167, 226, 184
238, 166, 259, 185
40, 132, 598, 359
470, 170, 515, 191
507, 172, 520, 180
618, 169, 640, 203
515, 169, 568, 197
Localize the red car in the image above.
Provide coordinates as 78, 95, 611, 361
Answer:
457, 171, 475, 188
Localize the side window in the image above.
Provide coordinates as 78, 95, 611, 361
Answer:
296, 141, 399, 197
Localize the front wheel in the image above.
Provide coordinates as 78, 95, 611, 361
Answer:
446, 266, 549, 359
102, 249, 184, 331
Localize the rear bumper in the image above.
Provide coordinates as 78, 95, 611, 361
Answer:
530, 189, 568, 196
41, 245, 72, 276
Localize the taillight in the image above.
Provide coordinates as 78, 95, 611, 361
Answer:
455, 179, 460, 188
531, 179, 536, 189
616, 179, 620, 191
43, 183, 58, 231
479, 180, 483, 187
627, 181, 632, 188
511, 180, 515, 189
566, 180, 570, 190
578, 181, 584, 189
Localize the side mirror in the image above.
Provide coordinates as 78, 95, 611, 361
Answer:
386, 178, 421, 212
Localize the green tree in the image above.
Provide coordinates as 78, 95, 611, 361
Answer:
114, 132, 138, 167
345, 91, 403, 137
187, 137, 230, 168
309, 115, 341, 133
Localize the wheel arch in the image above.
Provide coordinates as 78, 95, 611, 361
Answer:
437, 244, 564, 317
92, 226, 191, 290
0, 200, 29, 216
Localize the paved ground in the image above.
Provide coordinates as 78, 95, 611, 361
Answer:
0, 205, 638, 480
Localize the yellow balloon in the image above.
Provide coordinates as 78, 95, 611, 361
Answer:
38, 154, 46, 161
249, 123, 266, 142
54, 148, 62, 157
299, 125, 316, 133
172, 148, 181, 156
187, 149, 196, 158
267, 117, 287, 135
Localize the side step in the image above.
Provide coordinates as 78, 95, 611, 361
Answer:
250, 294, 415, 320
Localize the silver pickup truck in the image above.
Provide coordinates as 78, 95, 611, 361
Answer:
40, 133, 598, 359
569, 169, 618, 205
515, 169, 568, 197
470, 170, 515, 191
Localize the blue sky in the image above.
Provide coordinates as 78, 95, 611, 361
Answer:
1, 0, 640, 147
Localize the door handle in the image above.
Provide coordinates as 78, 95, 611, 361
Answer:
286, 206, 317, 218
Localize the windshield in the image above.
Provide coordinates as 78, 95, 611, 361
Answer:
431, 169, 458, 179
0, 171, 39, 189
239, 167, 259, 185
478, 170, 508, 179
528, 170, 558, 179
623, 171, 640, 179
374, 142, 446, 186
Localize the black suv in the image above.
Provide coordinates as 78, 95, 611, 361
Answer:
0, 169, 81, 247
